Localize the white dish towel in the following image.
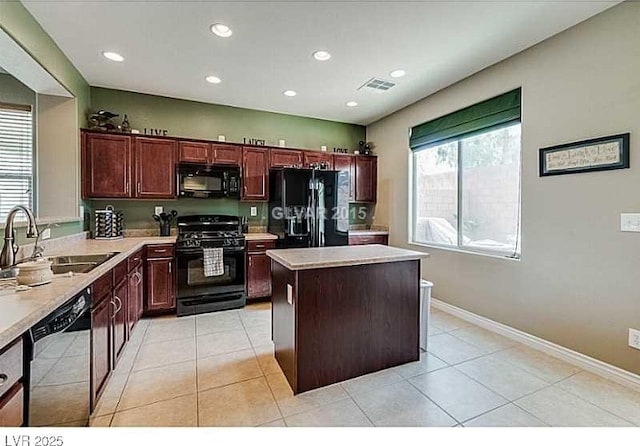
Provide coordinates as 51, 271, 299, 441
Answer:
203, 248, 224, 277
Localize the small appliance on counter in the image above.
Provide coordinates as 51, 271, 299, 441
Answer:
94, 205, 124, 239
153, 210, 178, 236
16, 259, 53, 286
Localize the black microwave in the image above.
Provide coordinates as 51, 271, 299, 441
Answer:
177, 164, 241, 198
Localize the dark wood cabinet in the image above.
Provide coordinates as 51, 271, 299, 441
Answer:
246, 239, 276, 299
212, 144, 241, 165
146, 257, 175, 312
0, 384, 23, 427
178, 141, 209, 164
242, 147, 269, 201
90, 294, 111, 410
112, 278, 128, 366
82, 133, 132, 198
333, 154, 355, 202
304, 151, 334, 169
270, 149, 303, 168
354, 156, 377, 203
0, 338, 23, 427
127, 264, 143, 334
134, 137, 177, 199
349, 234, 388, 245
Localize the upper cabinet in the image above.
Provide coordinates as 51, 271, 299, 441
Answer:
178, 141, 241, 166
211, 144, 241, 165
242, 147, 269, 201
304, 152, 334, 169
333, 154, 355, 202
134, 137, 177, 199
83, 133, 132, 198
354, 156, 377, 203
270, 149, 303, 168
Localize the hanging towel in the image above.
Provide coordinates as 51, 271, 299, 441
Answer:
203, 248, 224, 277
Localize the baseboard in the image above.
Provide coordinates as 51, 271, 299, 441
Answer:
431, 297, 640, 392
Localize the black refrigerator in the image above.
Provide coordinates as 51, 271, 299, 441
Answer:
268, 168, 349, 248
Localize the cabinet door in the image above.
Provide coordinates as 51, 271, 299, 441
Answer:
83, 133, 132, 198
354, 156, 377, 203
212, 144, 241, 165
179, 141, 209, 164
112, 279, 128, 365
134, 137, 177, 199
333, 154, 355, 202
127, 266, 143, 335
242, 147, 269, 201
247, 253, 272, 298
90, 296, 112, 410
303, 152, 334, 169
270, 149, 303, 168
146, 258, 176, 311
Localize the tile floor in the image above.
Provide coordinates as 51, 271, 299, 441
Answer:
87, 302, 640, 427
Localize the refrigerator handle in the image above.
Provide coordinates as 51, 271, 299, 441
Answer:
307, 192, 314, 247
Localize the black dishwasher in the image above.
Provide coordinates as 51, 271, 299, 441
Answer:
25, 287, 92, 426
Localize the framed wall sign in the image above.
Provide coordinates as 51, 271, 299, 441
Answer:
539, 133, 630, 176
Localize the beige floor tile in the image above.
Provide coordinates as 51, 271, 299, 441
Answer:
245, 324, 273, 347
64, 331, 90, 357
30, 382, 89, 426
515, 386, 632, 427
449, 326, 515, 353
455, 355, 548, 400
253, 342, 282, 375
92, 373, 129, 416
111, 394, 197, 427
427, 333, 485, 365
133, 337, 196, 371
428, 325, 444, 336
240, 309, 271, 328
341, 368, 404, 396
118, 361, 196, 411
39, 354, 89, 386
284, 398, 373, 427
351, 381, 456, 427
556, 371, 640, 425
197, 348, 263, 391
244, 301, 271, 312
196, 311, 243, 336
30, 357, 58, 387
89, 414, 113, 427
430, 311, 472, 332
197, 329, 252, 359
144, 317, 195, 344
464, 404, 547, 427
198, 377, 281, 426
392, 352, 448, 379
409, 367, 507, 422
491, 345, 582, 383
260, 419, 286, 427
265, 371, 349, 417
113, 343, 141, 375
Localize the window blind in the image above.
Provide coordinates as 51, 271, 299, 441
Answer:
410, 88, 521, 150
0, 103, 33, 220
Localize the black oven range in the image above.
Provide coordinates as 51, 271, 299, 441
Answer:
175, 215, 246, 316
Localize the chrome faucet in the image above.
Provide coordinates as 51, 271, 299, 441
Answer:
0, 205, 40, 269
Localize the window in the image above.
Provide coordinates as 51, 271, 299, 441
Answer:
410, 89, 522, 258
0, 103, 33, 220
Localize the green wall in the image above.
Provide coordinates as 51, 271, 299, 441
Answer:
0, 72, 35, 105
90, 87, 366, 150
14, 220, 84, 245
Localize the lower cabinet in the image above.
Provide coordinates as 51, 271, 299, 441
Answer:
112, 277, 128, 366
348, 234, 389, 246
145, 245, 176, 312
90, 293, 112, 410
0, 338, 24, 427
127, 264, 143, 334
246, 239, 276, 299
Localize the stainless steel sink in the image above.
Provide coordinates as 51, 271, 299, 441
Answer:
46, 252, 120, 274
0, 267, 18, 279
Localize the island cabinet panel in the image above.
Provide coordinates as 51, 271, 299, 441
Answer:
90, 295, 112, 410
212, 144, 241, 165
178, 141, 209, 164
270, 149, 303, 168
303, 152, 334, 169
354, 156, 377, 203
0, 384, 23, 427
134, 137, 177, 199
272, 259, 420, 394
0, 338, 24, 427
348, 234, 388, 246
333, 154, 355, 201
242, 147, 269, 201
83, 133, 132, 198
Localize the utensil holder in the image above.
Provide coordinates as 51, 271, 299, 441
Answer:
159, 222, 171, 237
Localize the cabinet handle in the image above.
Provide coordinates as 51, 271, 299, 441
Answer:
168, 262, 172, 273
125, 182, 129, 194
255, 244, 265, 248
110, 299, 117, 318
214, 149, 217, 159
114, 295, 122, 313
0, 373, 7, 386
249, 257, 252, 267
154, 249, 167, 253
137, 182, 141, 194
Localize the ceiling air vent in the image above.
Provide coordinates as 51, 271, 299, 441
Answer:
358, 77, 396, 93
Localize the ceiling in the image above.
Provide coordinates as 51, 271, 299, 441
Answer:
23, 0, 617, 125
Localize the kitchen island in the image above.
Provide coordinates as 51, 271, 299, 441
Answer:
267, 244, 429, 394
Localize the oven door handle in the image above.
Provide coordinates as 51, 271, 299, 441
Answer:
177, 246, 246, 255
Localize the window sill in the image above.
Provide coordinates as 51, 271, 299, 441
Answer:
408, 241, 521, 262
0, 216, 83, 230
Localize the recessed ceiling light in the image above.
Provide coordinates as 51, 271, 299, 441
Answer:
210, 23, 233, 38
283, 90, 297, 97
205, 75, 221, 84
313, 50, 331, 61
346, 101, 358, 107
389, 69, 406, 78
102, 51, 124, 62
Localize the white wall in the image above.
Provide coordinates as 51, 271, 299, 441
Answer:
367, 3, 640, 375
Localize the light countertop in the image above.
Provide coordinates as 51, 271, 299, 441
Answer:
244, 233, 278, 241
0, 236, 176, 350
266, 244, 428, 271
